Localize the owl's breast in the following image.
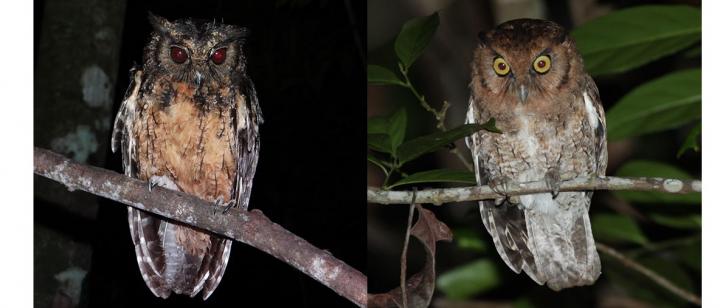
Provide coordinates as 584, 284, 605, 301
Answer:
133, 83, 238, 202
476, 97, 597, 182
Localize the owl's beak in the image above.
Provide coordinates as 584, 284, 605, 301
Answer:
518, 85, 528, 103
194, 71, 204, 86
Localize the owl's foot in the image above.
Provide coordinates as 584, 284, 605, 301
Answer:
212, 197, 237, 215
147, 179, 158, 192
488, 177, 519, 206
544, 169, 561, 199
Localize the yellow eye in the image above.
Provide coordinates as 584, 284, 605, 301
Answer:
533, 55, 551, 73
492, 57, 510, 76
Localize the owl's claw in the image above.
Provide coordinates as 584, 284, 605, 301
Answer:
545, 169, 561, 199
148, 179, 158, 192
489, 177, 519, 206
212, 197, 237, 215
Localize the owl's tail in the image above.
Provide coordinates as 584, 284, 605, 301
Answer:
480, 192, 601, 290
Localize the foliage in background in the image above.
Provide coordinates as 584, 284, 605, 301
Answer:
368, 4, 700, 307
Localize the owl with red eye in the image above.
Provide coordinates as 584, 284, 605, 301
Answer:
111, 14, 262, 299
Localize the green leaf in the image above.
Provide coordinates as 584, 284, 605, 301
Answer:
648, 214, 701, 229
677, 123, 701, 158
368, 133, 392, 154
394, 12, 439, 68
614, 160, 700, 204
367, 64, 405, 86
606, 69, 700, 141
572, 5, 701, 76
387, 169, 476, 189
477, 118, 502, 134
453, 229, 488, 253
437, 259, 500, 299
592, 213, 648, 245
388, 108, 407, 154
367, 153, 389, 175
397, 124, 483, 165
367, 116, 388, 135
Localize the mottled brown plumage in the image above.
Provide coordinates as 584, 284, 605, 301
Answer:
111, 14, 261, 299
466, 19, 607, 290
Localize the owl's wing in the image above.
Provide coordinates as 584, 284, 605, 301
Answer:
111, 69, 175, 298
199, 76, 262, 299
583, 74, 608, 176
111, 67, 143, 178
232, 76, 262, 211
466, 98, 539, 280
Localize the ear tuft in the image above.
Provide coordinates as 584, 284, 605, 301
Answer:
148, 12, 172, 33
477, 31, 488, 47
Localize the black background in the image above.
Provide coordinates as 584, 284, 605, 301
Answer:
35, 0, 366, 307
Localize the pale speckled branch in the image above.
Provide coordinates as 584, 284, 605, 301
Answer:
368, 176, 701, 205
34, 147, 367, 307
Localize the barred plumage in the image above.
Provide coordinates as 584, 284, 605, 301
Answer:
111, 14, 261, 299
466, 19, 607, 290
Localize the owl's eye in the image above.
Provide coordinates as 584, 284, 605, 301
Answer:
170, 47, 188, 64
211, 48, 227, 65
533, 55, 551, 74
492, 57, 510, 76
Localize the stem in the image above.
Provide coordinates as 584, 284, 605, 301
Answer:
398, 62, 473, 171
400, 201, 416, 308
597, 243, 701, 306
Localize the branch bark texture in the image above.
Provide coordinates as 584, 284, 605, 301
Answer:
368, 176, 701, 205
34, 147, 367, 307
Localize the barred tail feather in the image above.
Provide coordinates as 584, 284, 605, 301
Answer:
480, 193, 601, 290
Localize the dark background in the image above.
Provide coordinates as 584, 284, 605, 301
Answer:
34, 0, 366, 307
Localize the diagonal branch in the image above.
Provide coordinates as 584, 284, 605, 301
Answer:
34, 147, 367, 307
596, 243, 701, 306
368, 176, 701, 205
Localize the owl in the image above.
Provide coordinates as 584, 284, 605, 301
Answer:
111, 14, 262, 299
466, 19, 607, 290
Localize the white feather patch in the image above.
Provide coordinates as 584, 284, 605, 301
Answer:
150, 175, 179, 191
582, 92, 599, 130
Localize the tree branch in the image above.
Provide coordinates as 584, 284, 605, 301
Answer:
34, 147, 367, 307
596, 243, 701, 306
368, 176, 701, 205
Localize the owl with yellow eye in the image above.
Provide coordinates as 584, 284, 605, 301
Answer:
466, 19, 607, 290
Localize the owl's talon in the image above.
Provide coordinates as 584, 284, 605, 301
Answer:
545, 169, 561, 199
489, 177, 517, 206
148, 179, 158, 192
212, 197, 236, 215
221, 200, 237, 214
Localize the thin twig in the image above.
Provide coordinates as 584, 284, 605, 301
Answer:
596, 243, 701, 306
398, 64, 474, 172
34, 147, 367, 307
367, 176, 701, 205
400, 189, 418, 308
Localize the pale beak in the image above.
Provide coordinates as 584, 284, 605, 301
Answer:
194, 71, 204, 86
519, 84, 528, 103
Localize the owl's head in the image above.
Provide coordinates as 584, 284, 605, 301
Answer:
144, 14, 250, 89
471, 19, 584, 107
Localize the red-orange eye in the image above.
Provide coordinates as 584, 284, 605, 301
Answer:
211, 48, 227, 64
170, 47, 188, 64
